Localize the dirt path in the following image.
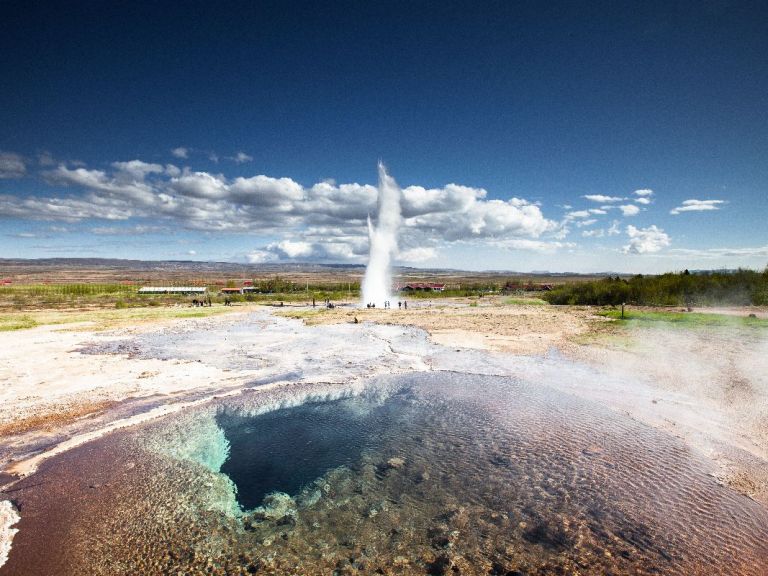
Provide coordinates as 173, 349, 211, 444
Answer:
282, 298, 603, 355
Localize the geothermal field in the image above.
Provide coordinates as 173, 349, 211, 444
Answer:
1, 297, 767, 575
0, 169, 767, 575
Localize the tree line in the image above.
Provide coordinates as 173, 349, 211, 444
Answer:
541, 268, 768, 306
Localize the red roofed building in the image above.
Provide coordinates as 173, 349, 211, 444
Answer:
398, 282, 445, 292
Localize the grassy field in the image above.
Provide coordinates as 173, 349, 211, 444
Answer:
599, 309, 768, 328
503, 297, 548, 306
0, 303, 247, 332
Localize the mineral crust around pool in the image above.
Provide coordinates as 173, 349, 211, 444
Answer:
2, 371, 767, 576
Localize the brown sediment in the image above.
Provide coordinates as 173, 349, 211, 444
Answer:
286, 301, 768, 508
2, 302, 768, 574
0, 400, 117, 437
3, 373, 768, 576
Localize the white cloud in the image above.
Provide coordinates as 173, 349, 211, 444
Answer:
0, 193, 134, 221
111, 160, 164, 180
233, 152, 253, 164
668, 245, 768, 259
231, 175, 304, 207
0, 152, 26, 179
165, 164, 181, 177
634, 189, 654, 197
589, 208, 607, 215
565, 210, 592, 219
490, 238, 576, 253
635, 197, 651, 205
622, 225, 670, 254
583, 194, 624, 203
670, 199, 725, 215
607, 220, 621, 235
247, 250, 278, 264
45, 165, 156, 204
582, 229, 605, 238
400, 184, 556, 241
171, 147, 189, 159
397, 247, 437, 263
4, 159, 565, 263
187, 250, 197, 256
619, 204, 640, 216
91, 224, 167, 235
171, 171, 229, 199
576, 219, 597, 227
269, 240, 314, 259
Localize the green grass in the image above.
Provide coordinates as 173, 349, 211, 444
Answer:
0, 304, 249, 332
0, 314, 38, 331
504, 297, 548, 306
599, 309, 768, 328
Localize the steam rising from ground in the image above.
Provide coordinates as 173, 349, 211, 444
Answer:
361, 163, 402, 307
0, 500, 20, 569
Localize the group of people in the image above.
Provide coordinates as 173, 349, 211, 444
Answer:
191, 297, 212, 307
365, 300, 407, 309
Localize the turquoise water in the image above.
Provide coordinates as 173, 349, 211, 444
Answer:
4, 371, 767, 575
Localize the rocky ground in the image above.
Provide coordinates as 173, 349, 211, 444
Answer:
1, 299, 768, 573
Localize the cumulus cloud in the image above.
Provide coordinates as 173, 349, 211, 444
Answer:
0, 152, 26, 179
268, 240, 314, 259
165, 164, 181, 177
670, 199, 725, 215
231, 175, 304, 207
576, 219, 597, 227
619, 204, 640, 216
579, 218, 623, 238
634, 189, 654, 197
564, 208, 607, 224
583, 194, 624, 203
405, 196, 556, 241
0, 193, 134, 221
171, 171, 229, 199
635, 197, 651, 205
45, 165, 156, 204
111, 160, 164, 180
247, 250, 278, 264
171, 147, 189, 159
232, 152, 253, 163
397, 247, 437, 263
622, 225, 670, 254
3, 159, 566, 262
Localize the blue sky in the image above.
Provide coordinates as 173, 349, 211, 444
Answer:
0, 0, 766, 272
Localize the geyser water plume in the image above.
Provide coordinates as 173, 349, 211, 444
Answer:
362, 163, 402, 307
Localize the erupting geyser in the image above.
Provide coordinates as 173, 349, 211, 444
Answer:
361, 163, 402, 308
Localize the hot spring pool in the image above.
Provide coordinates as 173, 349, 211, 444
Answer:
3, 371, 767, 575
